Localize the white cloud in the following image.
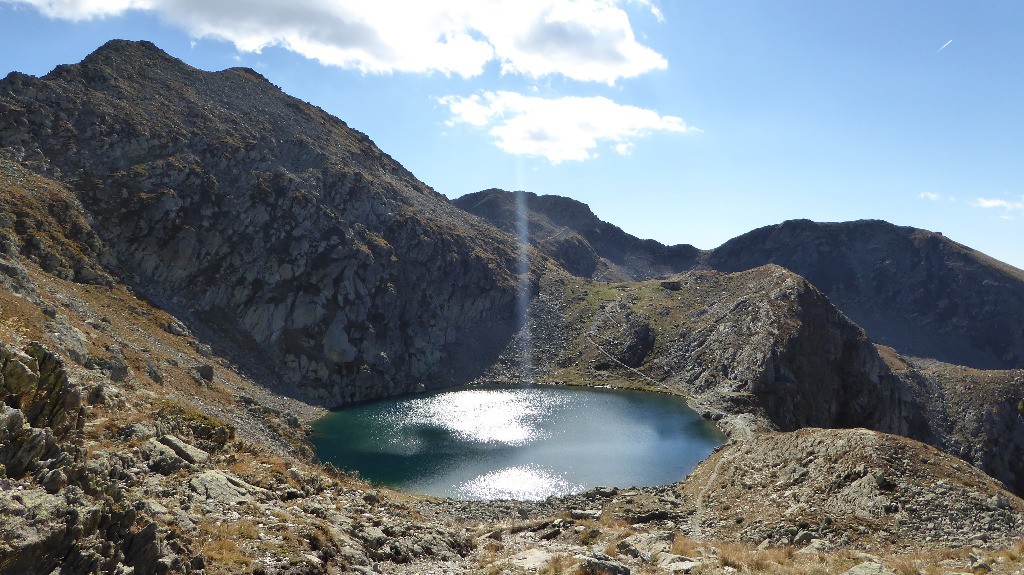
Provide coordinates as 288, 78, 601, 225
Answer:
5, 0, 153, 19
4, 0, 667, 83
974, 197, 1024, 212
439, 91, 695, 163
918, 192, 941, 201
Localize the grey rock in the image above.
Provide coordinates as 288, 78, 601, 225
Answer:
189, 470, 265, 503
143, 438, 189, 475
158, 434, 209, 464
615, 531, 673, 561
195, 363, 214, 382
570, 509, 602, 520
120, 422, 157, 440
571, 554, 631, 575
160, 319, 191, 337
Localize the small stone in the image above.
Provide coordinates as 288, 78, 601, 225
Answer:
793, 530, 814, 545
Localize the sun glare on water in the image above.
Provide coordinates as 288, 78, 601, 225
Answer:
459, 465, 582, 500
396, 389, 564, 445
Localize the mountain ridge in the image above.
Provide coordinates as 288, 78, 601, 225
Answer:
456, 188, 1024, 370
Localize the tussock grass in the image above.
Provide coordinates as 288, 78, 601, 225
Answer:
671, 533, 702, 558
540, 554, 575, 575
199, 519, 260, 572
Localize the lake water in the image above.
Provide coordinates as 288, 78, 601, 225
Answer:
311, 384, 725, 501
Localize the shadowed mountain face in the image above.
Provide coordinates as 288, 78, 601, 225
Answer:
0, 40, 526, 405
708, 219, 1024, 370
456, 190, 1024, 370
454, 189, 700, 282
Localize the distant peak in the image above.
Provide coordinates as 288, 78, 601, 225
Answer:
97, 39, 161, 52
77, 39, 183, 70
87, 39, 167, 60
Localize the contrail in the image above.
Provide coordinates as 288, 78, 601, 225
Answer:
936, 39, 953, 53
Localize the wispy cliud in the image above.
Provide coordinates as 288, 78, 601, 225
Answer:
974, 197, 1024, 210
936, 39, 953, 53
973, 196, 1024, 221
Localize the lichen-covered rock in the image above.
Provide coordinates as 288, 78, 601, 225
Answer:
1, 342, 86, 439
189, 469, 267, 503
143, 438, 190, 475
157, 434, 209, 465
0, 405, 62, 478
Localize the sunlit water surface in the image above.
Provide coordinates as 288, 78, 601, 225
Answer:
311, 385, 724, 501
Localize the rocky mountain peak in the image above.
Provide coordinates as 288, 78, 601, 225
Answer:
461, 191, 1024, 370
709, 218, 1024, 369
455, 188, 701, 281
0, 40, 526, 405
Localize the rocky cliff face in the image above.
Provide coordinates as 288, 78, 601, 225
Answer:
537, 266, 924, 438
881, 349, 1024, 495
455, 189, 700, 281
0, 40, 525, 405
520, 265, 1024, 493
708, 219, 1024, 370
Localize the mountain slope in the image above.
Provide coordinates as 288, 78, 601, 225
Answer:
498, 264, 1024, 493
457, 190, 1024, 370
0, 40, 527, 404
454, 189, 700, 281
708, 219, 1024, 369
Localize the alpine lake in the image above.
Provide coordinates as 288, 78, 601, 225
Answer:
311, 384, 726, 501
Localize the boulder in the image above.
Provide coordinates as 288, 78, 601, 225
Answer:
189, 470, 266, 503
143, 438, 189, 475
158, 434, 209, 464
571, 554, 630, 575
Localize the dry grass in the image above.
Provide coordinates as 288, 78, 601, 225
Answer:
199, 519, 260, 572
671, 533, 702, 558
539, 554, 575, 575
578, 526, 603, 546
473, 539, 509, 574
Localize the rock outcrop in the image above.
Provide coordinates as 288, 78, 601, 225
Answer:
676, 427, 1024, 549
882, 349, 1024, 495
544, 266, 925, 438
0, 342, 201, 573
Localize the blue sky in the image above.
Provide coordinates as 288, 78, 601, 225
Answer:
1, 1, 1022, 269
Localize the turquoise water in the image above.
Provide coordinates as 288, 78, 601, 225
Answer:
311, 384, 725, 501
